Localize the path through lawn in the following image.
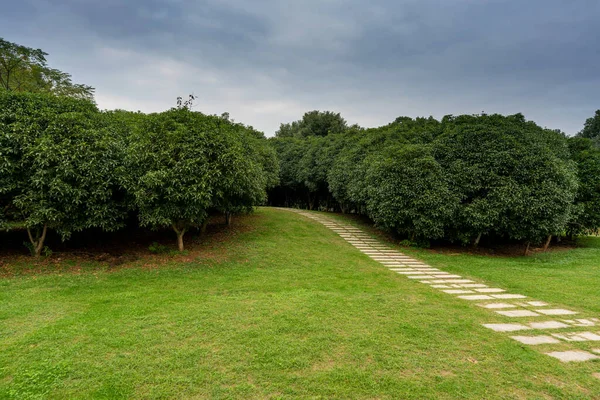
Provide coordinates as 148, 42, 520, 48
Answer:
1, 208, 599, 399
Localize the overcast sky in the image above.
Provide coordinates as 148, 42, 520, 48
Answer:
3, 0, 599, 136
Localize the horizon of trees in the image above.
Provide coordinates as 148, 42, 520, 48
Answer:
2, 38, 599, 256
268, 110, 600, 250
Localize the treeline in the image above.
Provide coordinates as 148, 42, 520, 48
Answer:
0, 92, 278, 256
269, 111, 600, 249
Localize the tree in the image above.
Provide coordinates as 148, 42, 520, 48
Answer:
567, 137, 600, 235
0, 92, 126, 256
365, 145, 457, 241
276, 111, 347, 138
434, 114, 577, 245
210, 121, 270, 225
0, 38, 94, 101
578, 110, 600, 144
123, 109, 217, 251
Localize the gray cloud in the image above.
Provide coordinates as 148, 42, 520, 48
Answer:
2, 0, 599, 135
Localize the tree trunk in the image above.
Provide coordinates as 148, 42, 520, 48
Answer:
225, 212, 232, 226
200, 219, 209, 234
524, 242, 530, 256
473, 232, 482, 248
543, 235, 552, 251
172, 224, 186, 252
27, 224, 48, 257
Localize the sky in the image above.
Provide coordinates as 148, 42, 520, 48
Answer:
2, 0, 599, 136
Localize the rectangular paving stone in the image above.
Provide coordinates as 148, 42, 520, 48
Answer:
458, 295, 494, 300
482, 323, 531, 332
536, 309, 578, 316
529, 321, 570, 329
526, 301, 549, 307
427, 279, 474, 284
431, 285, 450, 288
478, 303, 518, 309
460, 284, 488, 288
407, 275, 436, 279
492, 294, 527, 299
395, 271, 428, 275
475, 288, 505, 293
511, 335, 560, 345
572, 319, 596, 327
496, 310, 541, 317
432, 274, 463, 279
546, 351, 599, 362
552, 332, 600, 342
443, 290, 474, 294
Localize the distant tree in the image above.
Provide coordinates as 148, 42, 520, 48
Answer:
0, 38, 94, 100
578, 110, 600, 144
567, 137, 600, 235
276, 111, 347, 138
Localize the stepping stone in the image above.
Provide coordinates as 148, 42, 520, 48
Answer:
433, 274, 463, 279
479, 303, 518, 309
571, 319, 597, 327
594, 349, 600, 355
546, 351, 599, 362
511, 335, 560, 345
407, 275, 436, 279
552, 332, 600, 342
491, 294, 527, 299
526, 301, 549, 307
395, 271, 428, 275
529, 321, 570, 330
427, 279, 474, 284
475, 288, 505, 293
443, 289, 474, 294
431, 285, 450, 288
483, 323, 530, 332
536, 309, 577, 316
496, 310, 540, 317
458, 295, 494, 300
460, 284, 488, 288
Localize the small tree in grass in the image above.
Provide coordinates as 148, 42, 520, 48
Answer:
124, 108, 215, 251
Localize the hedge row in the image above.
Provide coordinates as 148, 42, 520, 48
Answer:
0, 92, 278, 256
269, 112, 600, 247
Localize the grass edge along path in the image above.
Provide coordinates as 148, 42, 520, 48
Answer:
284, 209, 600, 373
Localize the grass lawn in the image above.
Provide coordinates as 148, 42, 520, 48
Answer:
1, 207, 599, 399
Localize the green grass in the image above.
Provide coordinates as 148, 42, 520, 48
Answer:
1, 208, 599, 399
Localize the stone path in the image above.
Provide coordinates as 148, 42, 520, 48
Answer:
286, 208, 600, 365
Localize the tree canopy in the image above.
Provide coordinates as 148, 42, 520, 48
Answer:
0, 38, 94, 101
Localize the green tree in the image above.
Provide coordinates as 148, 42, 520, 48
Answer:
578, 110, 600, 144
123, 108, 216, 251
365, 145, 457, 241
0, 38, 94, 100
210, 121, 271, 225
0, 92, 126, 256
568, 137, 600, 235
276, 111, 347, 138
435, 114, 577, 246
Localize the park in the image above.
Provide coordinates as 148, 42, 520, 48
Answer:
2, 4, 600, 397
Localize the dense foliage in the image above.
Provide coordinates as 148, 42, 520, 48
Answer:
269, 111, 599, 247
0, 38, 94, 101
0, 92, 277, 255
